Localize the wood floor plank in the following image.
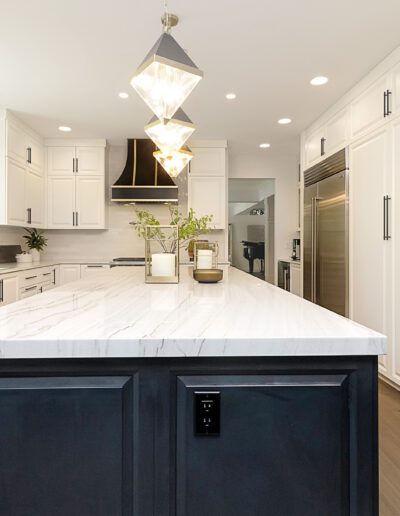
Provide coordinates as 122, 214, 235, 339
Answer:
379, 381, 400, 516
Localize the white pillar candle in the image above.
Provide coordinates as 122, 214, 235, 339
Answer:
197, 249, 213, 269
151, 253, 176, 277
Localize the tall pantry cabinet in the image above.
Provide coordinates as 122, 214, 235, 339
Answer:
301, 46, 400, 388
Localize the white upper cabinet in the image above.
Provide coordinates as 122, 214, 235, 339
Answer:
48, 146, 104, 176
6, 159, 26, 226
47, 176, 76, 229
304, 126, 325, 167
304, 108, 350, 168
0, 113, 45, 228
47, 147, 75, 176
189, 148, 226, 176
391, 62, 400, 115
325, 108, 349, 155
46, 140, 106, 229
188, 145, 227, 229
350, 74, 391, 139
76, 147, 105, 175
188, 176, 226, 229
6, 121, 28, 165
75, 176, 105, 229
26, 170, 44, 227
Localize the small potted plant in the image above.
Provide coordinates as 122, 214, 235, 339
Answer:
23, 228, 47, 262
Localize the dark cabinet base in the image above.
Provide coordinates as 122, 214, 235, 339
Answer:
0, 356, 378, 516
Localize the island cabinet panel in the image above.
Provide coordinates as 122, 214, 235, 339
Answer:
0, 357, 378, 516
0, 375, 134, 516
176, 374, 350, 516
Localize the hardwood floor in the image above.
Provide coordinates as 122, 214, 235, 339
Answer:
380, 381, 400, 515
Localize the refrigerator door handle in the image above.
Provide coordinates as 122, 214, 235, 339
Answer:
311, 197, 320, 303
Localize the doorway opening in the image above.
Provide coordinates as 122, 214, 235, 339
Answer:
228, 179, 275, 283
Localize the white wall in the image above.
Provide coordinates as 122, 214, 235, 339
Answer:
228, 142, 299, 281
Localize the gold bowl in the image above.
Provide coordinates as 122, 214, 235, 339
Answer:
193, 268, 223, 283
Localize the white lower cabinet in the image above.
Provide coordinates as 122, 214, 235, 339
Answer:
59, 264, 81, 285
290, 262, 301, 297
80, 264, 110, 278
0, 275, 19, 306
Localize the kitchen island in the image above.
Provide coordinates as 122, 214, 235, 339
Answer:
0, 266, 385, 516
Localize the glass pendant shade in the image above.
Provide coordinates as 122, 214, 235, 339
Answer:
153, 146, 193, 178
145, 108, 195, 153
131, 32, 203, 119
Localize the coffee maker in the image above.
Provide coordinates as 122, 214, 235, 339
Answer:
291, 238, 300, 260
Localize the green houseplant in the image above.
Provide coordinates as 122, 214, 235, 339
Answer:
132, 205, 213, 254
23, 228, 48, 262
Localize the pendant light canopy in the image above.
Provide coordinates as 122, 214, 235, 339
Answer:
130, 15, 203, 119
153, 146, 193, 178
145, 108, 195, 153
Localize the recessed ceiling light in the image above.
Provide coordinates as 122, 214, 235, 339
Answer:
118, 92, 129, 99
226, 93, 236, 100
278, 118, 292, 125
310, 76, 329, 86
259, 143, 270, 148
58, 126, 71, 132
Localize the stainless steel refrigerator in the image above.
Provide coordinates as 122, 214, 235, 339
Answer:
303, 149, 349, 317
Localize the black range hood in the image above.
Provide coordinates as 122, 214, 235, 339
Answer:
111, 139, 178, 203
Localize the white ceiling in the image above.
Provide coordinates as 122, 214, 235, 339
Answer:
1, 0, 400, 160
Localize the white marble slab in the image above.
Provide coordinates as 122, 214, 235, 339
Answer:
0, 266, 386, 359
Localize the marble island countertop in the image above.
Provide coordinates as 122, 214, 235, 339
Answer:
0, 266, 385, 359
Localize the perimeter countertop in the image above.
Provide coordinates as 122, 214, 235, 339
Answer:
0, 265, 385, 359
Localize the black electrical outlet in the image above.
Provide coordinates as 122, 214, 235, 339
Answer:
194, 391, 220, 436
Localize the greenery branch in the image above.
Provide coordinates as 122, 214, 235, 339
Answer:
132, 205, 214, 253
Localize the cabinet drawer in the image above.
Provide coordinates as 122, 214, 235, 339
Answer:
19, 285, 39, 299
19, 267, 56, 287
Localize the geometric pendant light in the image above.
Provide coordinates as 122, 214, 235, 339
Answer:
130, 14, 203, 120
145, 108, 195, 154
153, 145, 193, 178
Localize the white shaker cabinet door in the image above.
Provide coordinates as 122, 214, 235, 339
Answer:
26, 170, 44, 228
188, 176, 226, 229
325, 108, 349, 156
47, 147, 75, 176
391, 120, 400, 383
189, 148, 225, 176
47, 176, 75, 228
6, 121, 27, 166
27, 136, 44, 176
7, 159, 26, 227
76, 147, 105, 176
351, 75, 390, 139
75, 176, 105, 229
350, 128, 392, 377
59, 265, 81, 285
0, 275, 19, 306
304, 126, 325, 167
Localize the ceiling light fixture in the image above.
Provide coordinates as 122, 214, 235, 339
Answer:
58, 126, 71, 132
145, 108, 195, 153
278, 118, 292, 125
259, 143, 270, 148
226, 93, 236, 100
310, 76, 329, 86
118, 92, 129, 99
153, 145, 193, 178
130, 5, 203, 120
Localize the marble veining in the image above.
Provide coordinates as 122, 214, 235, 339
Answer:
0, 266, 386, 359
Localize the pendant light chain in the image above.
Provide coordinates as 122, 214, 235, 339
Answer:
163, 0, 170, 33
